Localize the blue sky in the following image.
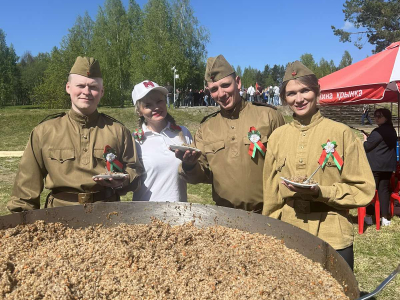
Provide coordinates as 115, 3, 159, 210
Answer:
0, 0, 375, 71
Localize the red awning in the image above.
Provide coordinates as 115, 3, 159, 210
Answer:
319, 42, 400, 105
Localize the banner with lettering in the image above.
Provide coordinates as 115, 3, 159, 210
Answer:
319, 41, 400, 106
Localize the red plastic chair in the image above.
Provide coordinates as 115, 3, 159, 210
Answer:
358, 190, 380, 234
389, 170, 400, 217
389, 193, 398, 217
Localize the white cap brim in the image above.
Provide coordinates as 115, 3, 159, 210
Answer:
132, 80, 168, 105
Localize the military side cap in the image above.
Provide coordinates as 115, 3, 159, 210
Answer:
283, 61, 314, 83
70, 56, 102, 78
205, 54, 235, 82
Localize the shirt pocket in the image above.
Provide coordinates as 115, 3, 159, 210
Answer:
204, 140, 225, 163
204, 140, 225, 154
48, 149, 75, 163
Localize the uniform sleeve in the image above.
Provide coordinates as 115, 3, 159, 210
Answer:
262, 139, 284, 218
7, 129, 46, 212
313, 138, 375, 209
117, 127, 144, 194
179, 125, 213, 184
363, 130, 382, 152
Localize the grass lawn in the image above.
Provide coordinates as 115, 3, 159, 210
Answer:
0, 105, 399, 299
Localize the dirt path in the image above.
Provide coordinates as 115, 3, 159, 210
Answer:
0, 151, 24, 157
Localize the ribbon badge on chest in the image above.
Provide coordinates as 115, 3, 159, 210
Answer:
103, 145, 124, 173
133, 129, 145, 142
318, 140, 343, 170
247, 127, 266, 158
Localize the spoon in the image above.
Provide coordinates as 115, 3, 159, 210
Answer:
356, 264, 399, 300
303, 165, 321, 184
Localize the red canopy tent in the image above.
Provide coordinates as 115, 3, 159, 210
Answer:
319, 41, 400, 106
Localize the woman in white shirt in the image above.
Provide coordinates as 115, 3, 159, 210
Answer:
131, 80, 193, 202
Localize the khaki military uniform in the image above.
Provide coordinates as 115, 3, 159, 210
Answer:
179, 100, 285, 212
262, 110, 375, 249
8, 109, 143, 212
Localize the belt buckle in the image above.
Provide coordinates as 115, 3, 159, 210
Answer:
78, 193, 94, 204
294, 200, 311, 214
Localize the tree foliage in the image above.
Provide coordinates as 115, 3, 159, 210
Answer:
338, 50, 353, 69
332, 0, 400, 53
237, 50, 353, 90
15, 0, 208, 108
0, 29, 19, 107
18, 51, 50, 105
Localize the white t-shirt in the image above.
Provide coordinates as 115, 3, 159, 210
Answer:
132, 122, 193, 202
247, 86, 255, 95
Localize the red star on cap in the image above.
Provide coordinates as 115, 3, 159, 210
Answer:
292, 71, 297, 76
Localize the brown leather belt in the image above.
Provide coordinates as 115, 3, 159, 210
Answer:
285, 199, 342, 214
52, 189, 117, 204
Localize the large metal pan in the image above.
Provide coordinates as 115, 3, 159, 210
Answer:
0, 202, 359, 299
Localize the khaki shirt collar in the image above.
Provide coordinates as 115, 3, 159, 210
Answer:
292, 109, 323, 130
69, 109, 100, 127
220, 99, 247, 119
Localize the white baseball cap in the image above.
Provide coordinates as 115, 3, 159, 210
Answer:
132, 80, 168, 105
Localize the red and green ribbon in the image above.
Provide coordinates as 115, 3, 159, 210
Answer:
318, 140, 343, 170
133, 129, 145, 142
247, 126, 266, 158
103, 145, 124, 173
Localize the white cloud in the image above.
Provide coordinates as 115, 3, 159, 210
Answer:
342, 21, 354, 30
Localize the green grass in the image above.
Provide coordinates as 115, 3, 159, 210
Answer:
1, 106, 399, 299
0, 105, 218, 150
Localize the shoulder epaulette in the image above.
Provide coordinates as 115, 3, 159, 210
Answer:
201, 110, 221, 124
39, 112, 66, 124
251, 102, 278, 110
101, 113, 125, 126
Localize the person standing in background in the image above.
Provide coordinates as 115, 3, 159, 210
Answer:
247, 84, 255, 102
363, 108, 397, 226
165, 82, 173, 109
361, 104, 373, 125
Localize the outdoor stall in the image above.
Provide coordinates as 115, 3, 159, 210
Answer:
319, 41, 400, 135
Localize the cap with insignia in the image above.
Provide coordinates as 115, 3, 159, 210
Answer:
282, 61, 314, 83
205, 54, 235, 82
70, 56, 102, 78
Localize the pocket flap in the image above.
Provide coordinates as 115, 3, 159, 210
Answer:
204, 140, 225, 153
49, 149, 75, 162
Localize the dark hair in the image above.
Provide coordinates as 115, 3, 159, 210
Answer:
374, 108, 392, 124
279, 74, 320, 105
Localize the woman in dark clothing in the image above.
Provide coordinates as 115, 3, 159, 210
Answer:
363, 108, 398, 226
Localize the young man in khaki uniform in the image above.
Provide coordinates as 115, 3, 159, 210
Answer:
8, 57, 143, 212
177, 55, 285, 212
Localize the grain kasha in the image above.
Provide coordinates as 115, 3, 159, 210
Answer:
0, 220, 349, 300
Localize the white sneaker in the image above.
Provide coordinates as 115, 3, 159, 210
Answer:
381, 217, 391, 226
364, 215, 373, 225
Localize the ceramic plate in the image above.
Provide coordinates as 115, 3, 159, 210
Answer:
92, 174, 129, 180
280, 177, 318, 188
169, 145, 201, 153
